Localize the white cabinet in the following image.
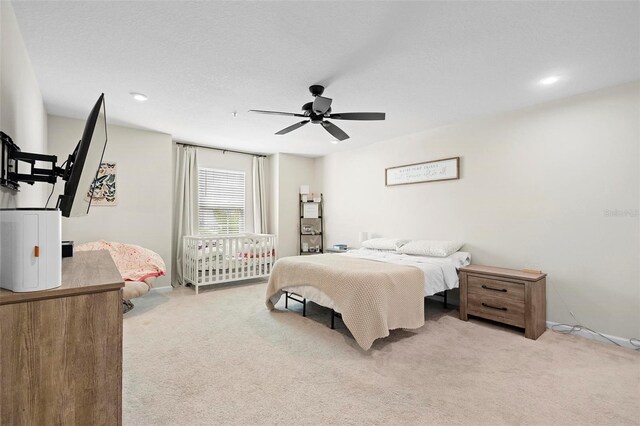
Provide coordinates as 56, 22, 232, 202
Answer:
0, 209, 61, 292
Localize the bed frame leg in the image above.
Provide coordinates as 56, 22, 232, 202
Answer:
331, 309, 335, 329
283, 291, 307, 317
443, 290, 448, 309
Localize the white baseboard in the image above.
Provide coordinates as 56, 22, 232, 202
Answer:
546, 321, 637, 350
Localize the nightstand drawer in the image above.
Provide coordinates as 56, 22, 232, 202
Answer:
467, 275, 525, 302
467, 292, 525, 328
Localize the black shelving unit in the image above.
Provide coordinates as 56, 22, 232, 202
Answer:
299, 193, 324, 255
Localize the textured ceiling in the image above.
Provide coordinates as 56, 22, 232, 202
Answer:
11, 1, 640, 157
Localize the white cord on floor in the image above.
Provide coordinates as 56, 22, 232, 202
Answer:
551, 311, 640, 351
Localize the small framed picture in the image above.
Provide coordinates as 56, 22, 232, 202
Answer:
303, 203, 319, 218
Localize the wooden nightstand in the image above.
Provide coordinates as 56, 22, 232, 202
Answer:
459, 265, 547, 340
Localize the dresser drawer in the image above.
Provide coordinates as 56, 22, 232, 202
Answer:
467, 292, 525, 328
467, 275, 525, 302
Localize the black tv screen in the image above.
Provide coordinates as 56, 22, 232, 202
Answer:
57, 94, 108, 217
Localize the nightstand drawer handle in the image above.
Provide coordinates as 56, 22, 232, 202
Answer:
482, 284, 507, 292
482, 303, 507, 311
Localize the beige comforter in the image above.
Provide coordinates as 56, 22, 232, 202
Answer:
265, 254, 425, 350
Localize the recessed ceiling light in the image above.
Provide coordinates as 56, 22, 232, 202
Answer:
130, 92, 148, 102
331, 140, 339, 144
539, 76, 560, 86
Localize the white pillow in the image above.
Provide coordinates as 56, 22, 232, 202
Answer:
361, 238, 409, 251
398, 240, 463, 257
449, 251, 471, 267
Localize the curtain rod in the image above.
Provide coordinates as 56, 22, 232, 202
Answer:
175, 141, 268, 158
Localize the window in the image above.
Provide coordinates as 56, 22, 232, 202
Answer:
198, 167, 246, 234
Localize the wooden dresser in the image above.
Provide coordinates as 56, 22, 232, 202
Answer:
459, 265, 547, 340
0, 250, 124, 425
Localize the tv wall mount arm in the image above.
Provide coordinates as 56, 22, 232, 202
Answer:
1, 131, 76, 192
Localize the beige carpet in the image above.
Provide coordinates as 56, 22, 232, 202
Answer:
123, 281, 639, 425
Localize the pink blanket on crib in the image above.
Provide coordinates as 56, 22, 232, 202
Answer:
75, 240, 166, 282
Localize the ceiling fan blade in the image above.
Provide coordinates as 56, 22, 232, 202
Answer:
321, 121, 349, 141
275, 120, 310, 135
249, 109, 306, 117
328, 112, 385, 121
312, 96, 332, 114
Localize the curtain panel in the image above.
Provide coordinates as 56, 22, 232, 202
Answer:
172, 145, 199, 286
252, 156, 267, 234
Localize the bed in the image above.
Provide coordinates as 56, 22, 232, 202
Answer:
265, 247, 471, 350
183, 234, 277, 294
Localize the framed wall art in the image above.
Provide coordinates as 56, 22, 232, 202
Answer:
385, 157, 459, 186
89, 162, 117, 205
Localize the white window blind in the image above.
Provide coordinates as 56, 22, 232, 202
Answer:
198, 167, 246, 234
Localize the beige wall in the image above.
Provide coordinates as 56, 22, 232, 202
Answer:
269, 153, 318, 258
316, 82, 640, 339
267, 154, 279, 238
48, 115, 173, 287
0, 1, 48, 207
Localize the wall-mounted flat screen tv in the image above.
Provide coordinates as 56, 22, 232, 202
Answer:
56, 93, 108, 217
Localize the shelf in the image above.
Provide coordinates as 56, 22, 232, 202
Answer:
300, 193, 323, 258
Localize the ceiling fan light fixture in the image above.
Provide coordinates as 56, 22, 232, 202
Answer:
312, 96, 332, 114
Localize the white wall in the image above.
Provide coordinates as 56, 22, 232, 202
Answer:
48, 115, 173, 287
316, 82, 640, 339
0, 1, 48, 207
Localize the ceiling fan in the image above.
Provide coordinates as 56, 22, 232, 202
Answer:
249, 85, 385, 141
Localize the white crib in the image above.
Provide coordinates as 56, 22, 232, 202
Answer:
183, 234, 277, 294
